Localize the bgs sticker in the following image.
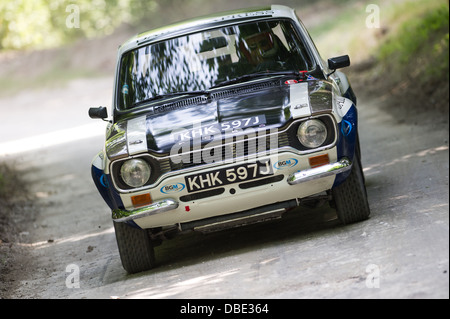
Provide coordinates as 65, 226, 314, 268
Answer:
273, 158, 298, 170
160, 183, 185, 194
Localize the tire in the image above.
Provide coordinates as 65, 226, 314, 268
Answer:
113, 221, 156, 274
332, 155, 370, 225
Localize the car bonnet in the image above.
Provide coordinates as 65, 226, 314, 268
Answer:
105, 79, 334, 160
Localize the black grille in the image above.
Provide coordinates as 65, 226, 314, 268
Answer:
211, 81, 278, 100
153, 96, 208, 113
168, 130, 289, 171
154, 115, 336, 174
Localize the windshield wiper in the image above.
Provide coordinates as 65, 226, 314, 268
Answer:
132, 90, 210, 108
210, 70, 308, 89
155, 90, 210, 98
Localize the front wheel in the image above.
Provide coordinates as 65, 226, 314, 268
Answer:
113, 221, 156, 274
331, 156, 370, 225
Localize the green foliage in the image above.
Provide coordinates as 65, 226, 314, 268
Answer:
0, 0, 160, 50
0, 0, 302, 51
377, 2, 449, 81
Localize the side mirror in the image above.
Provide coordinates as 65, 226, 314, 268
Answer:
89, 106, 108, 120
328, 55, 350, 70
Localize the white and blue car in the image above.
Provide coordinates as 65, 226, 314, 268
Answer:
89, 5, 370, 273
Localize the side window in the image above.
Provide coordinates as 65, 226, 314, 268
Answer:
118, 52, 134, 110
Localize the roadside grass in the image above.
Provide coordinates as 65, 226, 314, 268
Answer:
309, 0, 448, 68
372, 0, 449, 114
377, 1, 449, 83
305, 1, 380, 62
0, 163, 24, 243
0, 165, 12, 200
0, 162, 33, 298
0, 163, 25, 213
308, 0, 449, 114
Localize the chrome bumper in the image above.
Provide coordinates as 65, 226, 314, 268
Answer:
112, 198, 178, 223
287, 158, 352, 185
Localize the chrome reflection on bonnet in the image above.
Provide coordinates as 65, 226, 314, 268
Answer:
105, 121, 128, 160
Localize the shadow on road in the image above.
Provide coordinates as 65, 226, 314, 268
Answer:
139, 205, 342, 274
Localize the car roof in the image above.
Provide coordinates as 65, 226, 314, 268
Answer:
117, 5, 297, 55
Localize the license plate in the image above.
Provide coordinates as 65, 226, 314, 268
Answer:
185, 160, 273, 193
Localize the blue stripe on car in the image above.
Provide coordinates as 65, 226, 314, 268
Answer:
333, 104, 358, 187
91, 165, 124, 210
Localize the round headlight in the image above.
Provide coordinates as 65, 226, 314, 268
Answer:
297, 119, 327, 148
120, 158, 151, 188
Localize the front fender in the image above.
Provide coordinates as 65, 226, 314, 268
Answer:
333, 103, 358, 187
91, 151, 121, 210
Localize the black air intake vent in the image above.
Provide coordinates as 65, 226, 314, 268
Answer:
155, 96, 208, 112
211, 81, 278, 100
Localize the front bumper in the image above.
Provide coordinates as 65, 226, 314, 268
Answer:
112, 199, 179, 223
112, 157, 352, 224
287, 158, 352, 185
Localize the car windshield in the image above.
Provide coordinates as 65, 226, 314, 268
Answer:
117, 19, 315, 110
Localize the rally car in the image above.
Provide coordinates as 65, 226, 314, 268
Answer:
89, 5, 370, 273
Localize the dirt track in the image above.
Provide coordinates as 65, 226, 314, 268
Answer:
0, 67, 448, 299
